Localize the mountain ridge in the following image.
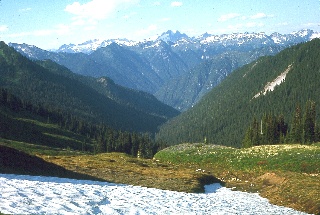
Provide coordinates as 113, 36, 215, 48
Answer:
51, 29, 319, 54
8, 29, 320, 111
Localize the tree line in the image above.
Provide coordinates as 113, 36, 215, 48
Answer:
0, 88, 165, 158
242, 100, 318, 147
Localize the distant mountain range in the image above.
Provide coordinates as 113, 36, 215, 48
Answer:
9, 29, 320, 110
51, 29, 320, 54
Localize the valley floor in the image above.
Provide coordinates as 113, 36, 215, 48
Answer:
0, 173, 308, 215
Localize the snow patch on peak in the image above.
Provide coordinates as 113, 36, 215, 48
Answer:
293, 29, 313, 37
157, 30, 189, 43
311, 32, 320, 39
56, 38, 137, 54
253, 64, 292, 99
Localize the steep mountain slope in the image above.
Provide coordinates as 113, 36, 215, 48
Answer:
7, 43, 105, 77
9, 42, 162, 94
155, 56, 237, 110
89, 43, 162, 93
129, 40, 189, 81
37, 60, 179, 120
0, 42, 179, 133
156, 39, 320, 147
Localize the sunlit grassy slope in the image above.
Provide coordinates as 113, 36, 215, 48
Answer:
155, 143, 320, 174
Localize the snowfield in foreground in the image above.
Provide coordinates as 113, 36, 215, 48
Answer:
0, 174, 308, 215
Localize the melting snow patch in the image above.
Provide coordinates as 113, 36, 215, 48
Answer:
0, 174, 308, 214
253, 64, 292, 99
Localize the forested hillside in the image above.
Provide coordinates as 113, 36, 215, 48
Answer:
156, 39, 320, 147
0, 41, 179, 133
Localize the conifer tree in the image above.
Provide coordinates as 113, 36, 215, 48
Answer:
96, 133, 106, 153
303, 100, 316, 144
131, 132, 140, 157
277, 114, 288, 143
290, 104, 303, 143
252, 116, 261, 145
265, 113, 279, 144
242, 116, 260, 147
242, 126, 254, 148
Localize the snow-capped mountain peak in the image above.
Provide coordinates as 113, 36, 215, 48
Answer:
292, 29, 313, 37
156, 30, 189, 43
56, 38, 138, 54
8, 43, 49, 59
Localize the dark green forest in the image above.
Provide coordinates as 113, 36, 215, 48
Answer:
0, 88, 164, 158
242, 100, 318, 147
156, 39, 320, 148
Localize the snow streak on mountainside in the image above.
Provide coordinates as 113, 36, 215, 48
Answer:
253, 64, 292, 99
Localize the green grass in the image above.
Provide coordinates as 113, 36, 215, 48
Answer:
0, 109, 95, 153
0, 138, 87, 156
154, 143, 320, 174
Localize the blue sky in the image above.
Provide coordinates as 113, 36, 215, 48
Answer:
0, 0, 319, 49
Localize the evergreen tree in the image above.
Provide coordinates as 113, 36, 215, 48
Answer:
277, 114, 288, 143
251, 116, 261, 146
314, 124, 320, 142
131, 132, 140, 157
242, 126, 254, 148
96, 132, 106, 153
290, 104, 303, 143
264, 113, 278, 144
302, 100, 316, 144
138, 133, 153, 158
0, 88, 8, 105
106, 128, 114, 152
242, 116, 260, 147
